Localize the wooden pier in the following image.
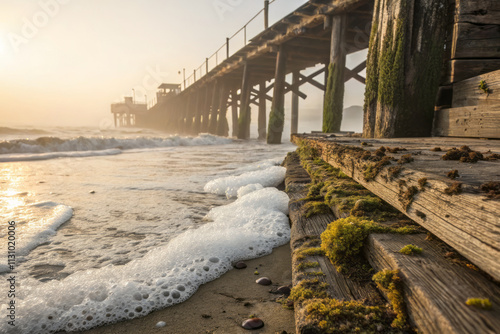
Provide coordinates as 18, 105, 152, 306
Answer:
108, 1, 500, 332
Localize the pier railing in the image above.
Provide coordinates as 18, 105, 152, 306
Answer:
182, 0, 278, 91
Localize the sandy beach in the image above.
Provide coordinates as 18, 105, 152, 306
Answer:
84, 245, 295, 334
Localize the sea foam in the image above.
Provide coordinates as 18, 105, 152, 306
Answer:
0, 202, 73, 275
5, 188, 290, 333
204, 166, 286, 198
0, 134, 232, 162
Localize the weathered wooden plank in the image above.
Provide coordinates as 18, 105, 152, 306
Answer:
292, 135, 500, 281
366, 234, 500, 334
455, 0, 500, 25
451, 23, 500, 59
433, 106, 500, 139
452, 69, 500, 108
284, 152, 383, 334
444, 59, 500, 85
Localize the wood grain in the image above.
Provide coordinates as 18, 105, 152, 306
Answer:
451, 23, 500, 59
433, 105, 500, 139
366, 234, 500, 334
452, 69, 500, 108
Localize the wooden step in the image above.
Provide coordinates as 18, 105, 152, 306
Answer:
433, 105, 500, 139
366, 233, 500, 334
291, 135, 500, 281
284, 152, 384, 333
452, 69, 500, 108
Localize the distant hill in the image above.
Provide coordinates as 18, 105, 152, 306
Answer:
341, 105, 363, 133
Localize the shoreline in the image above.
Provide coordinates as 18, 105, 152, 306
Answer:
83, 244, 295, 334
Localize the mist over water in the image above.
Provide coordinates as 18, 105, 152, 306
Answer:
0, 126, 295, 333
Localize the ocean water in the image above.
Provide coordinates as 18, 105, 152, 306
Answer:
0, 126, 295, 333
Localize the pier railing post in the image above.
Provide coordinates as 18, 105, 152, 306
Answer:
267, 45, 287, 144
226, 38, 230, 59
258, 80, 267, 140
323, 14, 346, 134
264, 0, 269, 29
291, 70, 299, 134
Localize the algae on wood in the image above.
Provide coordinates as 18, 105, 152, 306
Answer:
363, 0, 448, 138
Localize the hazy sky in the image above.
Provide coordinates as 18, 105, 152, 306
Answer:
0, 0, 366, 131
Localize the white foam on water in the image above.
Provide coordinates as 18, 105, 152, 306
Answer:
0, 202, 73, 270
237, 183, 264, 198
4, 188, 290, 333
0, 149, 122, 163
204, 166, 286, 198
0, 134, 233, 162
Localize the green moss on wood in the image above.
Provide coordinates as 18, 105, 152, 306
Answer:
478, 80, 491, 95
373, 269, 407, 329
303, 298, 399, 333
399, 244, 423, 255
268, 104, 284, 144
304, 201, 331, 218
323, 62, 344, 133
297, 261, 321, 271
465, 298, 492, 310
288, 279, 329, 304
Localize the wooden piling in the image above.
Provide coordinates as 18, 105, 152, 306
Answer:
323, 14, 346, 134
258, 81, 267, 140
363, 0, 448, 138
291, 71, 299, 134
184, 94, 194, 134
216, 82, 230, 137
267, 45, 287, 144
192, 90, 202, 135
208, 81, 219, 134
231, 90, 239, 138
238, 62, 252, 139
201, 86, 211, 133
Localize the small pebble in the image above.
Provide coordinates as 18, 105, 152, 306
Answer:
155, 321, 166, 328
276, 286, 291, 296
256, 277, 272, 286
89, 190, 95, 194
234, 261, 247, 269
242, 318, 264, 330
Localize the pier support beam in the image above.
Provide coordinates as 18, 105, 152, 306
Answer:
184, 94, 194, 134
193, 90, 202, 135
363, 0, 448, 138
238, 62, 252, 139
291, 71, 299, 134
231, 90, 239, 138
258, 81, 267, 140
267, 45, 287, 144
201, 86, 211, 133
208, 81, 220, 135
216, 82, 230, 137
323, 14, 346, 134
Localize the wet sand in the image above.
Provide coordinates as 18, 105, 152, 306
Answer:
84, 244, 295, 334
